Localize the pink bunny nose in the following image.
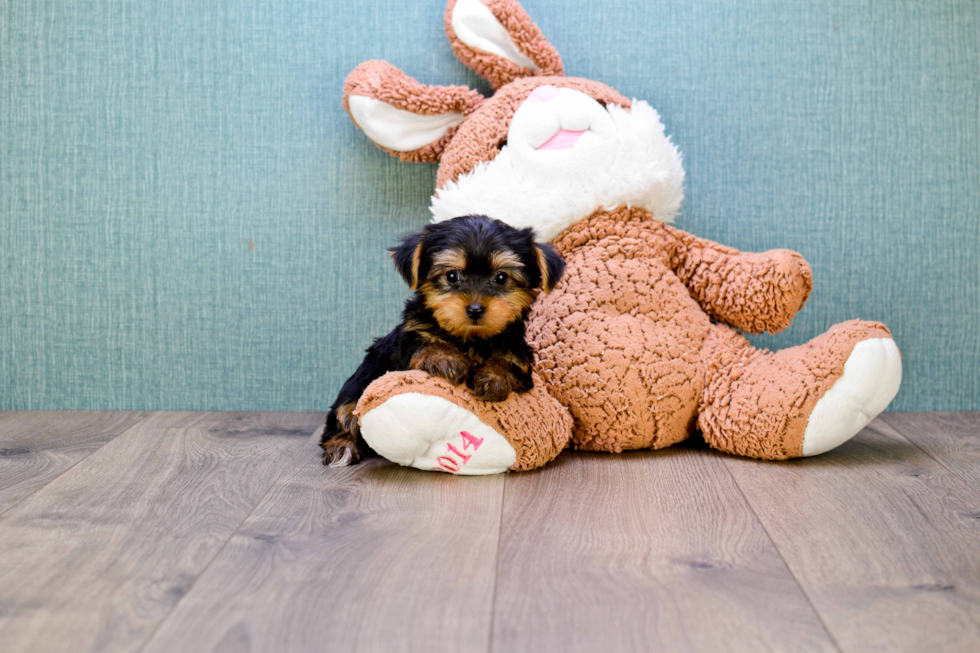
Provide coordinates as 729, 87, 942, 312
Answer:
527, 85, 560, 102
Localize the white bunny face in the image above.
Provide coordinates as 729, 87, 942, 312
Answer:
430, 88, 685, 241
508, 86, 617, 161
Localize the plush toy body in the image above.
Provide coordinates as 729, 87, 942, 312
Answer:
342, 0, 902, 474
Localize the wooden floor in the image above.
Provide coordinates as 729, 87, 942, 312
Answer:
0, 412, 978, 653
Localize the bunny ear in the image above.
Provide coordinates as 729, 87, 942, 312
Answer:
342, 60, 484, 163
445, 0, 564, 90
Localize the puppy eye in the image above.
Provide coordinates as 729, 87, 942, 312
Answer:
446, 270, 459, 284
493, 272, 509, 286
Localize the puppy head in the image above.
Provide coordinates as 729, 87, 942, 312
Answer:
390, 215, 566, 339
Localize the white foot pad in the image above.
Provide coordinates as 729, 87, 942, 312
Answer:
359, 393, 517, 475
802, 338, 902, 456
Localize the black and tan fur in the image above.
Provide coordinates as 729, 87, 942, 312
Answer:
321, 215, 566, 467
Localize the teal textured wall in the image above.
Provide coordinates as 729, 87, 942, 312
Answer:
1, 0, 978, 411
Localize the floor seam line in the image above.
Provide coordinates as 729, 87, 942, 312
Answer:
0, 411, 155, 519
486, 474, 508, 653
718, 455, 846, 653
880, 414, 980, 496
135, 421, 324, 653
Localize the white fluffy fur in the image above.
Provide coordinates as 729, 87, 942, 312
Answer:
430, 97, 685, 242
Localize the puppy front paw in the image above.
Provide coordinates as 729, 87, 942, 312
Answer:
471, 367, 515, 402
321, 434, 362, 467
413, 348, 469, 386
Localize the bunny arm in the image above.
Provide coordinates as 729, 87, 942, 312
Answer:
664, 225, 813, 334
551, 209, 811, 335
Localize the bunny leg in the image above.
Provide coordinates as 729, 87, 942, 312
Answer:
354, 371, 572, 474
698, 321, 901, 459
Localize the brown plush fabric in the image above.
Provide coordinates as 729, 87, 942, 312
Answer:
547, 210, 812, 336
529, 207, 888, 458
436, 76, 630, 188
342, 60, 484, 163
444, 0, 564, 90
355, 370, 572, 471
669, 227, 813, 334
530, 207, 710, 452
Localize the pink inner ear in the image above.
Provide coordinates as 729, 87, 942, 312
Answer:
537, 129, 586, 150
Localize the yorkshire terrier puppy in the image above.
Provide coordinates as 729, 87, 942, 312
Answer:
321, 215, 566, 467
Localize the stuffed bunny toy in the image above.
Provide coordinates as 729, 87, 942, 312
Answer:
338, 0, 902, 474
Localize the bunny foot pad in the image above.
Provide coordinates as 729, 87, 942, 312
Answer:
359, 393, 517, 474
802, 337, 902, 456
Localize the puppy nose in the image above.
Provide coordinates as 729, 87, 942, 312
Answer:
528, 85, 559, 103
466, 303, 486, 320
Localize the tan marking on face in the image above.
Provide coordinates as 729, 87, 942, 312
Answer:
431, 248, 467, 270
505, 268, 528, 285
424, 291, 479, 338
504, 287, 537, 313
490, 249, 521, 270
424, 286, 536, 340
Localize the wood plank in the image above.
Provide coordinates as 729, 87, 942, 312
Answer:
881, 412, 980, 492
722, 418, 980, 653
490, 448, 837, 653
0, 411, 148, 515
140, 437, 505, 653
0, 411, 322, 653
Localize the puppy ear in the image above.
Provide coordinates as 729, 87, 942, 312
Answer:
390, 232, 425, 291
535, 243, 566, 294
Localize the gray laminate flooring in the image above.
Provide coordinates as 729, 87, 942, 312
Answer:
0, 410, 977, 653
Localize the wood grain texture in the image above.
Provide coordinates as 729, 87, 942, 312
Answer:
0, 411, 321, 653
490, 448, 837, 653
3, 410, 979, 653
722, 418, 980, 653
140, 438, 505, 653
881, 412, 980, 492
0, 411, 148, 515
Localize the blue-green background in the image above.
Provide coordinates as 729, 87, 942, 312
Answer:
1, 0, 977, 411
